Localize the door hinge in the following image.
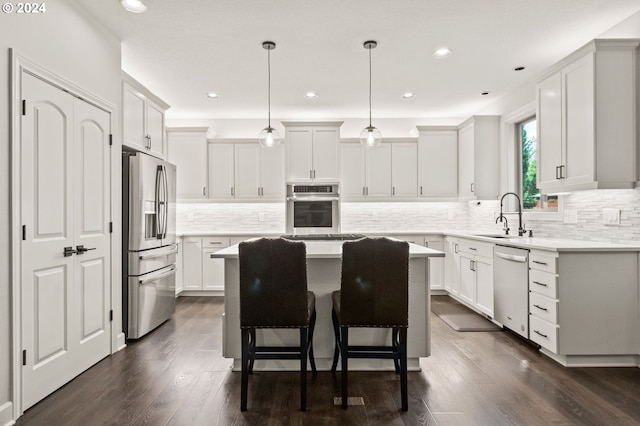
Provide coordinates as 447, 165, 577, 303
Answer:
22, 350, 26, 366
22, 225, 26, 240
109, 310, 113, 322
109, 222, 113, 233
109, 134, 113, 146
22, 100, 26, 116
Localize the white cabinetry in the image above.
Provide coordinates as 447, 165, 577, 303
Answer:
457, 238, 494, 317
182, 236, 230, 294
208, 141, 284, 201
208, 143, 235, 199
182, 237, 203, 291
424, 235, 444, 291
528, 249, 638, 365
284, 121, 342, 182
340, 141, 417, 200
202, 237, 230, 292
536, 39, 640, 193
457, 116, 500, 200
122, 73, 169, 159
417, 127, 458, 200
167, 127, 208, 200
175, 238, 183, 295
444, 237, 460, 296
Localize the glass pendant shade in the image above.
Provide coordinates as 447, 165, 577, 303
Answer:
359, 125, 382, 147
258, 126, 281, 148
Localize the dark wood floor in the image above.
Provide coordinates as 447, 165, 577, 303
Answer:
16, 296, 640, 425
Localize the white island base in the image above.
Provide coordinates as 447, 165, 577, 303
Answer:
213, 241, 445, 372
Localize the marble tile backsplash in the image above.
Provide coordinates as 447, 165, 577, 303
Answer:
176, 188, 640, 243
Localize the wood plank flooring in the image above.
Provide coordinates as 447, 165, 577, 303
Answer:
15, 296, 640, 425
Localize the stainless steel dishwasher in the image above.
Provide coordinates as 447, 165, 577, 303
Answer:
493, 245, 529, 339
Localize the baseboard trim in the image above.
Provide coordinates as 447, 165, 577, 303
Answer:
116, 332, 127, 352
540, 349, 640, 367
0, 401, 15, 426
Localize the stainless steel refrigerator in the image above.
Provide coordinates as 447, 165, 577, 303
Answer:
122, 151, 177, 339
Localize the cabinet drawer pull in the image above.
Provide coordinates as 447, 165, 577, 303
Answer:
533, 260, 548, 265
533, 304, 548, 312
533, 330, 548, 339
209, 241, 222, 245
469, 247, 477, 251
532, 280, 548, 287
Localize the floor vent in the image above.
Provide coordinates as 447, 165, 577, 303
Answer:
333, 397, 365, 406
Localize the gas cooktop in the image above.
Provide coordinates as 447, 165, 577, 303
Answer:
280, 233, 366, 241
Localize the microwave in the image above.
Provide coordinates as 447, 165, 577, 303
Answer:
285, 183, 340, 234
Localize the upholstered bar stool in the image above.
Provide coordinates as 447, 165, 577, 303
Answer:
238, 237, 317, 412
331, 237, 410, 411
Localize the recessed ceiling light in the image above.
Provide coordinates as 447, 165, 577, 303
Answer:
513, 66, 526, 71
120, 0, 147, 13
304, 91, 318, 99
205, 92, 220, 99
481, 91, 490, 96
401, 92, 415, 99
433, 47, 452, 59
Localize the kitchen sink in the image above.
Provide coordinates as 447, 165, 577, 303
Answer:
473, 234, 513, 239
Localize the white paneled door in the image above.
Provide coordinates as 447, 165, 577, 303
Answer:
20, 72, 111, 409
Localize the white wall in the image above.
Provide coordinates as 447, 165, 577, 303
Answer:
0, 0, 120, 420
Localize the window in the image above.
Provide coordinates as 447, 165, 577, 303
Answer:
519, 117, 557, 212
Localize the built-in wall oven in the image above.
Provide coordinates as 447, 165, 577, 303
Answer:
286, 183, 340, 234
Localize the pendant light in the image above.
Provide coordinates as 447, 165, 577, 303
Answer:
359, 40, 382, 147
258, 41, 281, 148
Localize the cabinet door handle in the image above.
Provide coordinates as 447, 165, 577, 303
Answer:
420, 186, 423, 195
470, 260, 475, 271
231, 187, 235, 196
533, 304, 548, 312
560, 165, 565, 179
532, 260, 548, 266
392, 186, 396, 196
313, 169, 316, 179
202, 186, 206, 196
470, 182, 474, 193
533, 329, 548, 339
362, 187, 366, 196
532, 280, 548, 287
454, 244, 459, 254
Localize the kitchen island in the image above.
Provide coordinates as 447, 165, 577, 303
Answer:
211, 239, 445, 371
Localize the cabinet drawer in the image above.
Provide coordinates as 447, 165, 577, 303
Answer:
529, 269, 558, 298
458, 239, 493, 259
529, 315, 559, 353
529, 292, 558, 324
529, 251, 557, 273
202, 237, 230, 248
393, 235, 425, 245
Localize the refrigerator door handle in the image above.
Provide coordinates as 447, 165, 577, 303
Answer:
162, 164, 169, 237
155, 165, 163, 239
138, 264, 176, 284
138, 244, 178, 260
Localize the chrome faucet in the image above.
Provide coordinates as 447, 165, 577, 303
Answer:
497, 192, 527, 236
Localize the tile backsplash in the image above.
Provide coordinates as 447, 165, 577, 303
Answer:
177, 188, 640, 243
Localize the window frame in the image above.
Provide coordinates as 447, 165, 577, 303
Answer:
503, 103, 563, 222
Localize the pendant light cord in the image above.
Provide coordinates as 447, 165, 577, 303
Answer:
267, 47, 271, 128
368, 46, 372, 128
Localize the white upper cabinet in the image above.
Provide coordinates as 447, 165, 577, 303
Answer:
208, 143, 235, 199
284, 121, 342, 182
457, 116, 500, 201
340, 140, 417, 200
417, 127, 458, 200
167, 127, 208, 200
536, 39, 640, 193
208, 140, 284, 201
122, 72, 169, 159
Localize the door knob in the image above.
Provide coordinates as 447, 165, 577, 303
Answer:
63, 246, 77, 257
76, 245, 96, 255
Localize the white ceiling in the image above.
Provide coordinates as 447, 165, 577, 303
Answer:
74, 0, 640, 121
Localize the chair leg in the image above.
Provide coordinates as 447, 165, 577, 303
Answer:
399, 328, 408, 411
331, 308, 340, 373
300, 327, 308, 411
308, 310, 317, 375
241, 328, 250, 411
248, 328, 256, 374
392, 328, 400, 374
340, 326, 349, 409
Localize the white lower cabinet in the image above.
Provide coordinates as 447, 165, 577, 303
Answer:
457, 238, 494, 317
181, 236, 230, 294
528, 249, 639, 365
175, 238, 183, 295
444, 237, 460, 295
424, 235, 444, 290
